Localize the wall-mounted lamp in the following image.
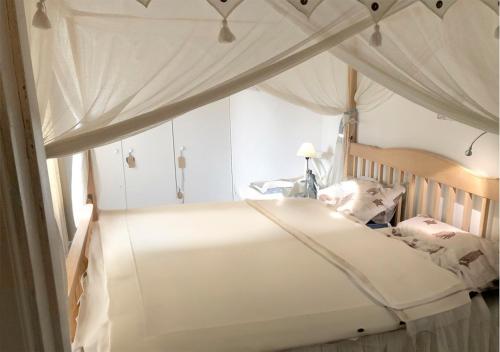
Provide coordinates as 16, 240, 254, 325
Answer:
465, 131, 487, 157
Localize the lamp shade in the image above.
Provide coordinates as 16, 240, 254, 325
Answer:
296, 142, 316, 158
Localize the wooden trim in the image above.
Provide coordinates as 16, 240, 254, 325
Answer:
66, 204, 93, 341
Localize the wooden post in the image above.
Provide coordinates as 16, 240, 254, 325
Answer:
86, 150, 99, 221
344, 67, 357, 177
1, 0, 70, 350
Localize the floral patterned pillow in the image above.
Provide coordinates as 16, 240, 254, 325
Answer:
318, 178, 405, 224
395, 216, 499, 291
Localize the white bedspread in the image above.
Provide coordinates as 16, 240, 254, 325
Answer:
74, 199, 471, 352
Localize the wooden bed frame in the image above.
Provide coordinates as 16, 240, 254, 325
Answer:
65, 143, 499, 341
347, 143, 499, 237
66, 151, 98, 341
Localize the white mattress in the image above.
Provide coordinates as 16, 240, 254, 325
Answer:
74, 199, 470, 352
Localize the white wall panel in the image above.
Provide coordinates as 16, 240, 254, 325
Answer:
92, 141, 126, 210
173, 98, 233, 203
122, 121, 178, 209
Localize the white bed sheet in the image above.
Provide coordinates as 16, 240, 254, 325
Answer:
74, 199, 476, 352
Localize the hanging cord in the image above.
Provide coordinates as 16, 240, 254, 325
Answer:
369, 23, 382, 47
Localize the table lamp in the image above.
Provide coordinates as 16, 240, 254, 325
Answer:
297, 142, 316, 171
297, 143, 317, 198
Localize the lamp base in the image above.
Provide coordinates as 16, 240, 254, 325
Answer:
305, 169, 317, 199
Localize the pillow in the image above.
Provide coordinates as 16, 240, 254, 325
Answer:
395, 216, 499, 291
371, 200, 399, 224
318, 178, 405, 224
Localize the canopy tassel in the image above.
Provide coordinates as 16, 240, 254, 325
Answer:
218, 19, 235, 44
495, 26, 499, 39
32, 0, 51, 29
369, 24, 382, 47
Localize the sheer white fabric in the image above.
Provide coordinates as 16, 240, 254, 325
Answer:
289, 294, 498, 352
24, 0, 379, 157
273, 0, 499, 133
24, 0, 498, 159
259, 52, 392, 115
46, 158, 69, 253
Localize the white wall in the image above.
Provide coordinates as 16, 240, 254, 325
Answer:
359, 94, 499, 177
230, 89, 340, 199
358, 94, 499, 239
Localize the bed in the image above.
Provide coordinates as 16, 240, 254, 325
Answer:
67, 143, 499, 352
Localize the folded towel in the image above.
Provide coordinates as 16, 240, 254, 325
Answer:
250, 177, 300, 194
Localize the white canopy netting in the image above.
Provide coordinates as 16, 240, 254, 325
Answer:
23, 0, 498, 159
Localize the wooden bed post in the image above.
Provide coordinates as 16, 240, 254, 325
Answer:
86, 150, 99, 221
1, 0, 70, 350
344, 66, 357, 177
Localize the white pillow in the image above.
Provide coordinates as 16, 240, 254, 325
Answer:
396, 216, 499, 291
318, 178, 405, 224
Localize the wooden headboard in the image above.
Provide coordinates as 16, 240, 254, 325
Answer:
347, 143, 499, 237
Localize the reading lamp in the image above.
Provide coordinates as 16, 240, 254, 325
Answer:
465, 131, 487, 157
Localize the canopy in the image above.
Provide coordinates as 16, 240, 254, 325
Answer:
23, 0, 498, 158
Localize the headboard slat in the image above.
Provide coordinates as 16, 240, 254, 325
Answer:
352, 156, 358, 177
361, 158, 366, 176
418, 178, 428, 215
445, 187, 456, 224
378, 163, 384, 182
461, 192, 472, 232
368, 160, 375, 178
432, 183, 442, 220
388, 167, 395, 184
479, 198, 490, 238
406, 174, 416, 219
